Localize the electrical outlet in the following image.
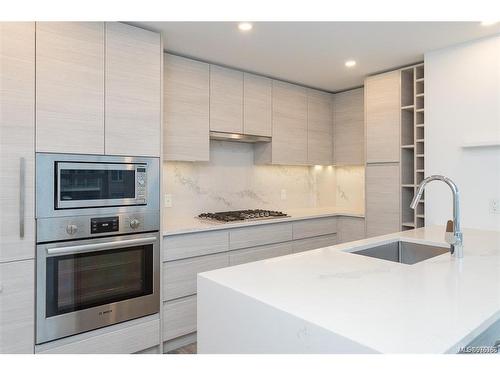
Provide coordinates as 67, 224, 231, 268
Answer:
490, 198, 500, 214
164, 193, 173, 208
280, 189, 287, 201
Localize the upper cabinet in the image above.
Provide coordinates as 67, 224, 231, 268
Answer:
36, 22, 105, 154
105, 22, 162, 157
243, 73, 272, 137
307, 89, 333, 165
209, 65, 243, 133
256, 81, 308, 165
333, 88, 365, 165
164, 54, 210, 161
35, 22, 161, 157
365, 71, 400, 163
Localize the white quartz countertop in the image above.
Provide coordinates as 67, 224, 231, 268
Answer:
198, 226, 500, 353
163, 206, 364, 236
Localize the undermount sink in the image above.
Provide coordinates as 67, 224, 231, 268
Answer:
351, 241, 449, 265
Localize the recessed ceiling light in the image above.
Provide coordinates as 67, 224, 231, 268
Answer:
345, 60, 356, 68
481, 21, 498, 26
238, 22, 253, 32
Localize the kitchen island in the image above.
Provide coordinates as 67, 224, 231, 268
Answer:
197, 226, 500, 353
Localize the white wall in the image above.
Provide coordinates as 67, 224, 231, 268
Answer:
163, 140, 365, 219
425, 35, 500, 231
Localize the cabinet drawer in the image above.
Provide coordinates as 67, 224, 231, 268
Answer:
163, 253, 229, 301
292, 217, 337, 240
292, 234, 338, 253
36, 315, 159, 354
229, 242, 293, 266
229, 222, 292, 250
163, 295, 197, 341
0, 259, 35, 353
163, 230, 229, 261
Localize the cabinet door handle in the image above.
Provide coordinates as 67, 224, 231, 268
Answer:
19, 157, 25, 238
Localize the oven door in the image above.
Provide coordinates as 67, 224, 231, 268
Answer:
36, 232, 160, 344
56, 161, 145, 210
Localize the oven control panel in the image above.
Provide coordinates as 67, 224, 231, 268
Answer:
91, 216, 119, 234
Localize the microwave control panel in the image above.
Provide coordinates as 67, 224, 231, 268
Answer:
136, 165, 147, 204
91, 216, 119, 234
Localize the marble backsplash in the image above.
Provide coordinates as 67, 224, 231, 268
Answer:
163, 141, 364, 219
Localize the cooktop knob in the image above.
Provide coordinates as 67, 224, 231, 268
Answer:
66, 224, 78, 235
130, 218, 140, 229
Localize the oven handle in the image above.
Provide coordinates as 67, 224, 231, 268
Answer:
46, 236, 158, 256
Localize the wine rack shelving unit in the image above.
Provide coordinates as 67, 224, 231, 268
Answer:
400, 64, 425, 230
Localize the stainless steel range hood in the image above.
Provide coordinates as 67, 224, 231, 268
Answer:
209, 131, 271, 143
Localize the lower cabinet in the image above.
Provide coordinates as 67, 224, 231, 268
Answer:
36, 315, 160, 354
163, 295, 197, 341
338, 217, 366, 243
163, 252, 229, 301
161, 215, 365, 351
0, 259, 35, 354
365, 163, 400, 237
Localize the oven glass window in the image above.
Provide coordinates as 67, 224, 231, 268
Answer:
45, 245, 153, 317
59, 166, 136, 201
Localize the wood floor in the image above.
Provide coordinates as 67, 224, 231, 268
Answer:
167, 342, 197, 354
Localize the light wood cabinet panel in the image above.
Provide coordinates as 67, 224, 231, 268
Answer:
163, 230, 229, 261
36, 315, 159, 354
365, 71, 400, 163
209, 65, 243, 133
164, 54, 209, 161
292, 234, 338, 253
243, 73, 272, 136
229, 222, 292, 250
163, 295, 197, 341
272, 81, 308, 164
229, 242, 293, 266
0, 259, 35, 353
258, 81, 308, 165
307, 89, 333, 165
105, 22, 161, 157
339, 216, 365, 243
292, 217, 338, 240
36, 22, 104, 154
365, 164, 400, 237
0, 22, 35, 263
163, 253, 229, 301
333, 88, 365, 165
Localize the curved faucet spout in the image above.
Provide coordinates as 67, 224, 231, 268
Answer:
410, 175, 463, 258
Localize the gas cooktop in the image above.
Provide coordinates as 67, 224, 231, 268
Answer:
198, 209, 288, 222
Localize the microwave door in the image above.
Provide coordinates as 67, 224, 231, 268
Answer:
56, 162, 140, 209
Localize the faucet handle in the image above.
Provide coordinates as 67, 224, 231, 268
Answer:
445, 220, 455, 254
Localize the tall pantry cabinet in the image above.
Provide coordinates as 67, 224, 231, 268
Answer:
0, 22, 36, 354
364, 70, 401, 237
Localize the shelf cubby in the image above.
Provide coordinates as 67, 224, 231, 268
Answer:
401, 148, 415, 185
416, 80, 424, 95
401, 68, 415, 107
415, 64, 424, 80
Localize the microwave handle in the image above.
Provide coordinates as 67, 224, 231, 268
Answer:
46, 236, 157, 256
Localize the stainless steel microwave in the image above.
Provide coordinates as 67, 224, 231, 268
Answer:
36, 153, 160, 218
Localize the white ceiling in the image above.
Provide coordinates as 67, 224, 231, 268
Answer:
132, 22, 500, 92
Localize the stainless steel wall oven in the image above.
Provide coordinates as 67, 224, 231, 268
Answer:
35, 153, 160, 344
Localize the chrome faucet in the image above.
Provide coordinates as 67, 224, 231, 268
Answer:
410, 175, 463, 258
